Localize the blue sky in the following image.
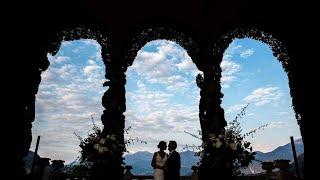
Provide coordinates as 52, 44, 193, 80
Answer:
31, 38, 301, 163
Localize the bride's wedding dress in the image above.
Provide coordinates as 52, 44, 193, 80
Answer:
153, 152, 168, 180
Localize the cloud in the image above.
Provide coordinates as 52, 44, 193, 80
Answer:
221, 60, 241, 76
35, 39, 202, 161
128, 40, 198, 93
223, 44, 242, 59
221, 59, 241, 88
125, 41, 201, 152
83, 63, 101, 75
47, 54, 70, 64
244, 87, 283, 106
82, 39, 101, 49
240, 49, 254, 58
131, 50, 173, 79
176, 52, 196, 71
61, 41, 73, 47
265, 121, 290, 129
32, 39, 108, 163
129, 40, 197, 78
226, 104, 248, 114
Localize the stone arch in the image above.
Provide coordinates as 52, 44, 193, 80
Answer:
212, 25, 304, 142
124, 39, 202, 153
124, 25, 201, 71
22, 26, 110, 165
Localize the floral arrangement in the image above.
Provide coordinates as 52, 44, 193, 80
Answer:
185, 104, 268, 176
74, 115, 147, 164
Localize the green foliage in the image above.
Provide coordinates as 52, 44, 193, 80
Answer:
74, 115, 147, 164
185, 104, 268, 176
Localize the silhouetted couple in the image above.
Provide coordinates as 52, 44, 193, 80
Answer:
151, 141, 181, 180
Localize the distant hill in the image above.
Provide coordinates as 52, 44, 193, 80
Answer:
255, 138, 304, 162
29, 138, 303, 176
124, 151, 154, 175
124, 150, 200, 176
243, 138, 304, 174
124, 138, 304, 175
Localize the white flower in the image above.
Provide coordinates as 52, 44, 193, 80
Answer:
94, 144, 100, 151
216, 141, 222, 148
110, 134, 116, 141
209, 134, 216, 140
102, 147, 108, 152
229, 143, 237, 151
95, 145, 108, 154
97, 146, 104, 154
200, 152, 205, 157
218, 134, 224, 138
99, 138, 106, 144
212, 141, 222, 148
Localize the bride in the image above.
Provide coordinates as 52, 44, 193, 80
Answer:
151, 141, 168, 180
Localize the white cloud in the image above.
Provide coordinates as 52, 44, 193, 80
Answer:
35, 39, 203, 161
128, 40, 198, 93
221, 59, 241, 88
33, 40, 107, 163
223, 44, 242, 59
244, 87, 283, 106
221, 60, 241, 76
83, 59, 103, 80
47, 54, 70, 64
265, 121, 290, 129
166, 81, 189, 91
83, 64, 101, 75
82, 39, 101, 49
125, 40, 202, 152
131, 50, 172, 79
176, 52, 196, 71
57, 64, 77, 79
226, 104, 248, 114
130, 40, 197, 79
240, 49, 254, 58
88, 59, 95, 65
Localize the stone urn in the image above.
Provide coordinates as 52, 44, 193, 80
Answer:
261, 161, 275, 174
274, 159, 291, 172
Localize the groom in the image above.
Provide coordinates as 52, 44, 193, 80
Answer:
165, 141, 181, 180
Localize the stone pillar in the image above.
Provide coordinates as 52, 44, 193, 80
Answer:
94, 43, 125, 180
16, 53, 49, 179
197, 41, 230, 179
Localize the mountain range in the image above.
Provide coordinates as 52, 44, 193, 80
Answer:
243, 138, 304, 174
124, 150, 200, 175
24, 138, 304, 175
124, 138, 304, 175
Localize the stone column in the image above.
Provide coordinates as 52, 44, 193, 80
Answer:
197, 41, 230, 178
16, 53, 49, 179
94, 43, 125, 180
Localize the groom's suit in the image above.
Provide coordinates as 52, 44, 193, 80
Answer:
165, 150, 181, 180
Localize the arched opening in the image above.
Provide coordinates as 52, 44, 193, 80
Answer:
221, 38, 303, 174
28, 39, 105, 173
124, 39, 201, 175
